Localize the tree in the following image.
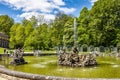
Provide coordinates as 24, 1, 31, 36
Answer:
22, 17, 35, 49
9, 23, 25, 48
9, 23, 19, 48
24, 23, 50, 50
15, 24, 25, 48
51, 13, 73, 47
29, 16, 38, 27
63, 18, 74, 46
77, 7, 90, 45
89, 0, 120, 46
0, 15, 14, 35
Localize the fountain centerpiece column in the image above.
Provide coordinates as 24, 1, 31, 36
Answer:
74, 18, 77, 47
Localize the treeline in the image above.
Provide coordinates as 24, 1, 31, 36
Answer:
0, 0, 120, 50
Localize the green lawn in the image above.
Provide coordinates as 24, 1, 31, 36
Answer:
0, 47, 13, 54
43, 50, 56, 53
0, 47, 57, 54
24, 49, 33, 52
1, 48, 87, 54
0, 47, 4, 54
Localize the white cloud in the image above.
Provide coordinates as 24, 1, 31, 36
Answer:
0, 0, 76, 22
1, 0, 58, 13
52, 0, 65, 6
59, 7, 76, 14
0, 0, 67, 13
18, 12, 55, 21
89, 0, 98, 5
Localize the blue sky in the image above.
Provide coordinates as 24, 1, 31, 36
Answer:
0, 0, 97, 22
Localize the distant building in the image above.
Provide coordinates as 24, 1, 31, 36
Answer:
0, 32, 9, 48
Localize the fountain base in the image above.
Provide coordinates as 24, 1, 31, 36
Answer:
10, 57, 27, 65
58, 47, 97, 67
58, 53, 97, 67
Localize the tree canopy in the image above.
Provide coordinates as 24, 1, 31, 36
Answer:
0, 15, 14, 35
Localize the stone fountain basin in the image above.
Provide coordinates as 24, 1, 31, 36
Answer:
0, 56, 120, 79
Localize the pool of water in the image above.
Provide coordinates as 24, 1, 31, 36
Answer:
0, 56, 120, 78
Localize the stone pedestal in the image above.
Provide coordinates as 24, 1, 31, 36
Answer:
10, 49, 27, 65
10, 57, 27, 65
58, 47, 97, 67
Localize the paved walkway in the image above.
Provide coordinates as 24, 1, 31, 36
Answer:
0, 73, 29, 80
0, 77, 6, 80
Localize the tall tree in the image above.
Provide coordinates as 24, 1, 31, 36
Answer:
24, 23, 49, 50
9, 23, 25, 48
63, 17, 74, 47
77, 7, 90, 46
0, 15, 14, 35
51, 13, 73, 47
89, 0, 120, 46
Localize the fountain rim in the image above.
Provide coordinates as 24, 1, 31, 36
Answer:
0, 65, 119, 80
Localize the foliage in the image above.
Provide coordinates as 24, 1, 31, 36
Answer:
77, 0, 120, 47
0, 15, 14, 35
9, 23, 25, 48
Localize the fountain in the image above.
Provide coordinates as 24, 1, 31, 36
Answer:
10, 49, 27, 65
58, 46, 97, 67
33, 50, 42, 56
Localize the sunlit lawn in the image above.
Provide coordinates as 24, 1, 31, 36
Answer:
1, 47, 91, 54
0, 47, 12, 54
0, 47, 4, 54
0, 47, 56, 54
43, 50, 56, 53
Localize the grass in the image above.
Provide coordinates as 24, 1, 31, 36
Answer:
43, 50, 56, 53
24, 50, 56, 54
24, 50, 33, 52
0, 47, 13, 54
1, 47, 90, 54
0, 47, 56, 54
0, 47, 4, 54
79, 52, 90, 54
